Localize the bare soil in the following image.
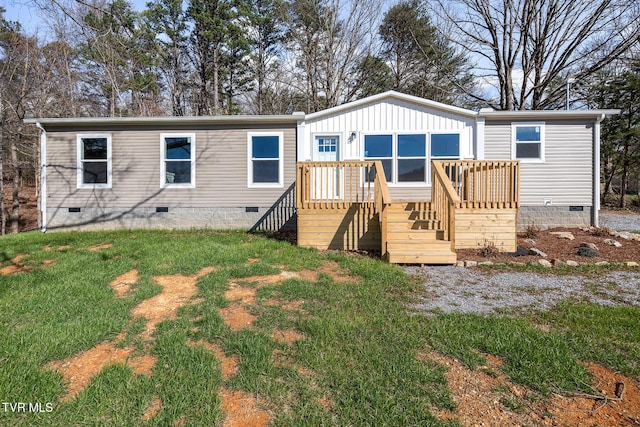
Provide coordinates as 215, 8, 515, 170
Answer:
425, 350, 640, 426
458, 227, 640, 264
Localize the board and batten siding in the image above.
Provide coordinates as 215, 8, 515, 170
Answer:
45, 125, 297, 209
484, 119, 594, 206
301, 98, 474, 202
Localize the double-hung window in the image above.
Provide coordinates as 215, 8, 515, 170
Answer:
77, 134, 111, 189
512, 123, 544, 162
364, 134, 393, 182
397, 134, 427, 182
248, 132, 283, 187
161, 133, 195, 188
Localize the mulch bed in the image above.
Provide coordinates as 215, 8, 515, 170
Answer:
457, 227, 640, 264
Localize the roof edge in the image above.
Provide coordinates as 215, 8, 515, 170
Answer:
304, 90, 478, 120
24, 114, 303, 127
478, 109, 621, 119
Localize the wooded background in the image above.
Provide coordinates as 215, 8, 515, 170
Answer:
1, 0, 639, 234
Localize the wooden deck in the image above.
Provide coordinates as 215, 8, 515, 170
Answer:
296, 160, 520, 264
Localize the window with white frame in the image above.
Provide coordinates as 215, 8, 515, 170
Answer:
161, 133, 195, 187
248, 132, 283, 187
512, 123, 544, 162
364, 133, 460, 184
77, 134, 111, 188
398, 134, 427, 182
364, 134, 393, 182
317, 136, 337, 153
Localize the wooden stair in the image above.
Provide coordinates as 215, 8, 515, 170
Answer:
384, 202, 457, 265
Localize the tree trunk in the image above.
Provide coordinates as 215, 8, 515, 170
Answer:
619, 159, 629, 209
0, 102, 5, 236
10, 136, 20, 233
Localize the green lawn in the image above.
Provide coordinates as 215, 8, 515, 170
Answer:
1, 229, 639, 426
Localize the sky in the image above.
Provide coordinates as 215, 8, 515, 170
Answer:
2, 0, 149, 33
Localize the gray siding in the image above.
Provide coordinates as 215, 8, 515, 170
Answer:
46, 125, 296, 210
485, 119, 594, 207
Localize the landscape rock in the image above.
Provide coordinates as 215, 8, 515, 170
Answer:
528, 248, 548, 258
550, 231, 575, 240
614, 232, 633, 240
566, 260, 579, 267
577, 247, 599, 258
537, 259, 552, 268
595, 261, 610, 266
523, 239, 537, 246
464, 260, 477, 267
551, 259, 565, 267
456, 261, 466, 267
510, 246, 529, 257
626, 261, 639, 267
478, 261, 494, 266
579, 242, 599, 251
603, 239, 622, 247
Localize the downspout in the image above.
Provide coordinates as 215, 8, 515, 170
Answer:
36, 122, 47, 232
593, 114, 605, 228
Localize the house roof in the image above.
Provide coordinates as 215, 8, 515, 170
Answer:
24, 113, 304, 128
478, 109, 620, 120
304, 90, 478, 120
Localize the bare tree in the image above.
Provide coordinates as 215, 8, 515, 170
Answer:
285, 0, 382, 112
435, 0, 640, 110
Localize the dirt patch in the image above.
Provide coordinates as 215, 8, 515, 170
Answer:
548, 362, 640, 426
57, 245, 72, 251
46, 266, 217, 401
271, 329, 305, 345
220, 388, 270, 427
89, 244, 113, 252
189, 340, 239, 380
142, 396, 162, 422
132, 267, 216, 338
42, 259, 55, 267
225, 284, 257, 305
458, 227, 640, 264
296, 261, 358, 283
46, 343, 156, 402
219, 304, 257, 330
423, 350, 640, 426
247, 258, 261, 264
0, 254, 29, 275
109, 269, 139, 297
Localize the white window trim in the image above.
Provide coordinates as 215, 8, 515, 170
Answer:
160, 133, 196, 188
511, 122, 545, 163
362, 132, 461, 187
77, 134, 112, 189
247, 131, 284, 188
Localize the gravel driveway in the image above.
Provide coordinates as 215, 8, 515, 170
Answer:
407, 266, 640, 315
600, 212, 640, 231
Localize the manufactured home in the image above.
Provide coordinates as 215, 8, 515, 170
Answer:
26, 91, 618, 264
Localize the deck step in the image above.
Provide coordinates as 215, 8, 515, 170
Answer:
386, 201, 433, 211
385, 210, 438, 220
384, 229, 445, 240
386, 239, 452, 252
387, 250, 457, 265
386, 219, 441, 230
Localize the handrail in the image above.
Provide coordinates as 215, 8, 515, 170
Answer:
373, 160, 392, 259
431, 161, 460, 243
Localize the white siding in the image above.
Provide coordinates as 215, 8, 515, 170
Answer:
301, 98, 476, 161
485, 120, 594, 206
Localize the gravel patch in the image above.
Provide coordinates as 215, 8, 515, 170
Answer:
406, 266, 640, 315
600, 212, 640, 231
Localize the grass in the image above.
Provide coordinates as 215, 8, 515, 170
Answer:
1, 229, 639, 425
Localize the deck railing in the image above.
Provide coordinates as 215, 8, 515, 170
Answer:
433, 160, 520, 209
431, 160, 520, 243
296, 161, 379, 209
